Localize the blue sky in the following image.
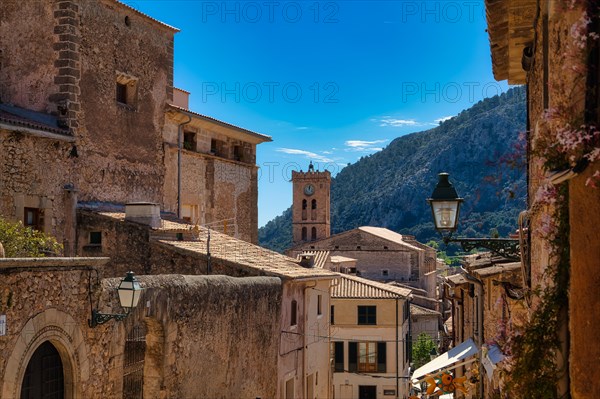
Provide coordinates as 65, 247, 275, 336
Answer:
130, 0, 509, 226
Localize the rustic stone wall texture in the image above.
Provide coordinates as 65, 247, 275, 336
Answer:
75, 0, 172, 204
0, 265, 282, 398
290, 229, 423, 283
526, 5, 600, 397
0, 1, 58, 112
0, 131, 75, 241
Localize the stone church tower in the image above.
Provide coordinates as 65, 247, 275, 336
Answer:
291, 162, 331, 246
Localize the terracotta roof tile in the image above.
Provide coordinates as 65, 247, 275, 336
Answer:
332, 273, 411, 299
410, 303, 441, 316
96, 211, 336, 280
167, 103, 272, 142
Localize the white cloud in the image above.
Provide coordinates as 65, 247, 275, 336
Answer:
344, 139, 388, 153
276, 148, 333, 163
296, 126, 308, 130
379, 118, 420, 127
434, 115, 454, 124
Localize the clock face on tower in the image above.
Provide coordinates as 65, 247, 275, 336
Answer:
304, 184, 315, 196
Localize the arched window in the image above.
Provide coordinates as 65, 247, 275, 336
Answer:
311, 227, 317, 241
302, 227, 307, 241
302, 199, 307, 220
311, 199, 317, 209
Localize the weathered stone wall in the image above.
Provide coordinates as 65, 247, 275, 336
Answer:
1, 0, 175, 213
77, 211, 151, 277
291, 230, 421, 282
163, 115, 259, 243
0, 260, 282, 398
0, 1, 57, 112
77, 211, 266, 278
0, 130, 75, 241
568, 161, 600, 399
74, 0, 174, 204
526, 5, 600, 397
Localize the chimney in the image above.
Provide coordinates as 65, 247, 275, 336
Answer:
172, 88, 190, 109
125, 202, 161, 229
299, 253, 316, 268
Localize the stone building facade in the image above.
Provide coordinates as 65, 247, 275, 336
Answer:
162, 90, 270, 243
330, 274, 412, 399
0, 257, 282, 398
74, 207, 338, 399
485, 1, 600, 397
288, 226, 440, 302
0, 0, 268, 247
444, 254, 527, 398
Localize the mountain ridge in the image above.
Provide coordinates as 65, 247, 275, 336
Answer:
259, 87, 527, 253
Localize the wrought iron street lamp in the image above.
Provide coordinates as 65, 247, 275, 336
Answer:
427, 173, 520, 260
89, 271, 143, 328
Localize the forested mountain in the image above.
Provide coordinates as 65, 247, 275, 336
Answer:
259, 87, 527, 253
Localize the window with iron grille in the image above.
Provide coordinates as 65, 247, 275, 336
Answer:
123, 324, 146, 399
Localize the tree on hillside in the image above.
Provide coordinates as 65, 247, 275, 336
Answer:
0, 218, 62, 257
412, 333, 437, 369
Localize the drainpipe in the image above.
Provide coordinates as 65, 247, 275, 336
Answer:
303, 280, 317, 399
329, 277, 340, 399
395, 297, 399, 399
461, 265, 484, 399
177, 114, 192, 219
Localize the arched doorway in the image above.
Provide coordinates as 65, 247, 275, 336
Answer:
20, 341, 64, 399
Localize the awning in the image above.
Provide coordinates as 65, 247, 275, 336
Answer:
412, 338, 479, 383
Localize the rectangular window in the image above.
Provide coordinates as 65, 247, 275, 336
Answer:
233, 145, 242, 161
116, 82, 128, 104
330, 305, 335, 324
358, 342, 377, 372
317, 294, 322, 316
333, 341, 344, 372
89, 231, 102, 245
183, 132, 196, 151
358, 305, 376, 325
116, 73, 138, 108
23, 207, 43, 231
291, 300, 297, 326
348, 342, 386, 373
210, 139, 218, 154
382, 269, 389, 277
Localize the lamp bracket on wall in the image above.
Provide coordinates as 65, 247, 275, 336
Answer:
89, 309, 130, 328
441, 233, 520, 261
